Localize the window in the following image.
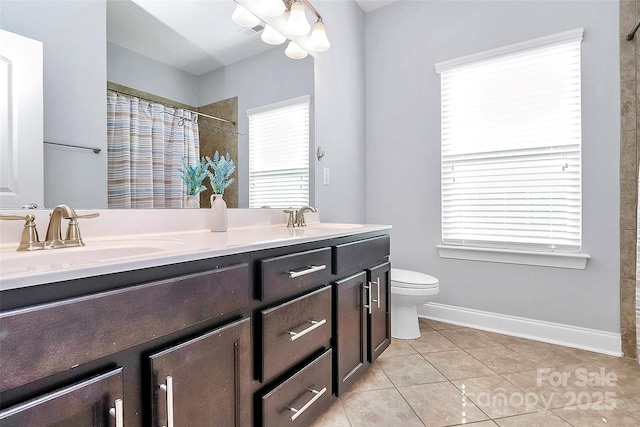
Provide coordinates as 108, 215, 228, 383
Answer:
247, 96, 310, 209
436, 29, 583, 254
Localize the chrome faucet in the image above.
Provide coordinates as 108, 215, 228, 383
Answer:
45, 205, 77, 248
294, 206, 317, 227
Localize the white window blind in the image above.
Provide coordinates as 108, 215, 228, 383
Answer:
248, 96, 310, 209
437, 29, 583, 253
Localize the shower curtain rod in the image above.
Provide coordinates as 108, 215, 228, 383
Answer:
107, 88, 237, 126
627, 17, 640, 40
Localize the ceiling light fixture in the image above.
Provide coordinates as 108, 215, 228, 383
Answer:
307, 19, 330, 52
231, 4, 260, 28
284, 0, 311, 36
232, 0, 330, 60
285, 41, 308, 59
256, 0, 286, 17
261, 24, 287, 45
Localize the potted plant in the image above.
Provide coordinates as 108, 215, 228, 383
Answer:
178, 156, 209, 208
206, 151, 236, 196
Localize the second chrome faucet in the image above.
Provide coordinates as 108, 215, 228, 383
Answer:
283, 206, 317, 228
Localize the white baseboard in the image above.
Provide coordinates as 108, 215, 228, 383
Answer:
417, 302, 623, 357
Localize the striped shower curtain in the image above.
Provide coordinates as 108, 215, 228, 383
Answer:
107, 92, 200, 208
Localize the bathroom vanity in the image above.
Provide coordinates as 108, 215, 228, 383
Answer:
0, 216, 390, 427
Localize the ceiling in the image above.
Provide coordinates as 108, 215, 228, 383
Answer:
107, 0, 397, 76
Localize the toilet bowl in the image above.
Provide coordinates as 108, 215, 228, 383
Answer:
391, 268, 439, 340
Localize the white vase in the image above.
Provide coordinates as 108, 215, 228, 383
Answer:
210, 194, 228, 232
183, 195, 200, 209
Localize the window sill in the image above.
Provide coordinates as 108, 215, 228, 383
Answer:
436, 245, 590, 270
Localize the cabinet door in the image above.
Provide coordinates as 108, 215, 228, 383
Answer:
334, 272, 368, 396
367, 262, 391, 362
149, 318, 251, 427
0, 368, 124, 427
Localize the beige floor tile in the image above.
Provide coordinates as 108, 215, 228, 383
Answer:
378, 338, 419, 359
421, 319, 465, 330
452, 375, 540, 418
467, 346, 535, 374
450, 422, 499, 427
478, 331, 534, 347
377, 354, 446, 386
406, 331, 460, 353
615, 392, 640, 419
309, 399, 351, 427
419, 317, 435, 331
560, 346, 624, 364
347, 362, 394, 393
502, 369, 572, 410
341, 388, 425, 427
423, 350, 495, 380
439, 328, 501, 349
553, 405, 640, 426
493, 411, 572, 426
398, 382, 489, 426
592, 357, 640, 395
506, 342, 583, 368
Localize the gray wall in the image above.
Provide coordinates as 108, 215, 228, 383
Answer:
107, 42, 199, 107
365, 1, 621, 332
313, 0, 367, 223
1, 0, 107, 209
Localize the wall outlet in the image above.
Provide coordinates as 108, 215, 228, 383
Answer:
323, 167, 330, 186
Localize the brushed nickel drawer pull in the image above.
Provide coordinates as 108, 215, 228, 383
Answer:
371, 277, 381, 308
363, 284, 372, 315
288, 387, 327, 421
287, 264, 326, 279
288, 319, 327, 341
108, 398, 124, 427
159, 375, 174, 427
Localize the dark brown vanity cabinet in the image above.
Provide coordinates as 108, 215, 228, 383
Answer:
149, 318, 251, 427
0, 230, 391, 427
0, 260, 251, 427
333, 236, 391, 396
0, 368, 124, 427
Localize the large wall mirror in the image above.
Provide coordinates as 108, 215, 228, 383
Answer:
106, 0, 315, 210
0, 0, 314, 210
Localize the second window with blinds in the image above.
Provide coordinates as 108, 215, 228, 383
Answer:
247, 96, 310, 209
436, 29, 584, 256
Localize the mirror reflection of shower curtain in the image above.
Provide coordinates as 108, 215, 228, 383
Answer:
107, 92, 199, 208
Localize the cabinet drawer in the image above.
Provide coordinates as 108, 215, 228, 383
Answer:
260, 286, 332, 382
261, 349, 333, 427
332, 235, 390, 275
260, 247, 332, 301
0, 263, 249, 392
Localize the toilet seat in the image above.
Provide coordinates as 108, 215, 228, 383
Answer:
391, 268, 439, 289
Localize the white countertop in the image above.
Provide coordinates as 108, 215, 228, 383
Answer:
0, 209, 390, 291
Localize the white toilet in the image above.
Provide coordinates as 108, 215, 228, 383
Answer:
391, 268, 439, 339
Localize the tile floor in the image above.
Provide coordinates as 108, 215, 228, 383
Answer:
311, 318, 640, 427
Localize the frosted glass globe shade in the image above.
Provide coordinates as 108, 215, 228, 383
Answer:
256, 0, 286, 17
232, 4, 260, 28
261, 25, 286, 45
307, 21, 330, 52
285, 41, 308, 59
284, 2, 311, 36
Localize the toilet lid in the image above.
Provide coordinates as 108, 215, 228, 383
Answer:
391, 268, 439, 289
